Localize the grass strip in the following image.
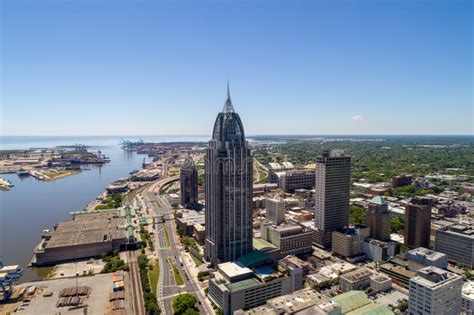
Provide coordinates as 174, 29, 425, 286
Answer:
168, 258, 184, 285
148, 259, 160, 295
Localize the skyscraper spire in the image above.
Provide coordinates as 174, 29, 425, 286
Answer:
223, 80, 234, 113
206, 85, 253, 266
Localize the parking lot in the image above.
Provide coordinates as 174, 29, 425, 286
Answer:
51, 259, 105, 278
374, 289, 408, 307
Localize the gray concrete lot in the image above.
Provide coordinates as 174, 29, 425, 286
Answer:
15, 273, 113, 315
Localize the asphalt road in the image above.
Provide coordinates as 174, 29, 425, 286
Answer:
137, 153, 211, 314
155, 218, 213, 315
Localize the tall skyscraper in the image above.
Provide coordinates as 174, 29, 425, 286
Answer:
314, 150, 351, 248
205, 83, 253, 266
365, 196, 391, 241
404, 196, 432, 248
179, 156, 199, 209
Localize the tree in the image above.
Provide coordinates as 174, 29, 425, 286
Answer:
400, 244, 410, 254
177, 225, 185, 237
391, 216, 404, 233
395, 300, 408, 312
349, 205, 366, 225
182, 236, 193, 247
172, 293, 199, 315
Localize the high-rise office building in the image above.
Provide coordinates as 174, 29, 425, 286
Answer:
365, 196, 391, 241
435, 224, 474, 269
314, 150, 351, 248
179, 156, 199, 209
205, 83, 253, 266
265, 199, 285, 225
408, 266, 462, 315
404, 197, 432, 249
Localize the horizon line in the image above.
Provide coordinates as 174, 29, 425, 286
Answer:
1, 134, 473, 137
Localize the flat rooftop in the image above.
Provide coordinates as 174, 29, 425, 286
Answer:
463, 281, 474, 300
406, 247, 447, 261
225, 278, 260, 293
413, 266, 461, 288
218, 262, 253, 280
43, 210, 126, 248
341, 268, 373, 282
266, 288, 339, 314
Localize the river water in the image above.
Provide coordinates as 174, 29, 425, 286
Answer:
0, 136, 208, 281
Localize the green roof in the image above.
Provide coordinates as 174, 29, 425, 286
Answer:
370, 196, 387, 206
331, 291, 370, 313
225, 278, 260, 293
253, 237, 277, 251
347, 303, 394, 315
237, 251, 271, 268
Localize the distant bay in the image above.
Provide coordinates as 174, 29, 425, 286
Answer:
0, 135, 208, 281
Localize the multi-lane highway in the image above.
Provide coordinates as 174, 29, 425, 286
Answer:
155, 217, 213, 315
130, 152, 211, 314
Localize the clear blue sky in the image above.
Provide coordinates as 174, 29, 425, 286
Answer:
1, 0, 472, 136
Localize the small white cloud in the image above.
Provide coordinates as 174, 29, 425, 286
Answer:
351, 115, 364, 121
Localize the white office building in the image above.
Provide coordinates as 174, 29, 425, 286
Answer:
408, 266, 462, 315
462, 281, 474, 315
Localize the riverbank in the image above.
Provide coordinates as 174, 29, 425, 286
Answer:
0, 146, 143, 282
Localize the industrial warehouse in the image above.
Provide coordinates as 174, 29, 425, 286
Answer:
32, 208, 139, 266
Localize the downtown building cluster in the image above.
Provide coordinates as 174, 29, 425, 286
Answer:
174, 85, 473, 315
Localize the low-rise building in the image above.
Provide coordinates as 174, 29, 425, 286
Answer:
130, 169, 160, 181
268, 162, 294, 183
306, 262, 357, 289
339, 268, 391, 293
260, 222, 313, 258
332, 225, 370, 258
278, 255, 311, 277
236, 288, 342, 315
331, 291, 393, 315
175, 209, 205, 236
408, 266, 463, 315
193, 223, 206, 244
404, 247, 448, 269
379, 256, 424, 289
339, 268, 373, 292
208, 261, 301, 315
105, 179, 129, 194
275, 169, 315, 193
370, 273, 392, 294
33, 209, 135, 266
462, 281, 474, 315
